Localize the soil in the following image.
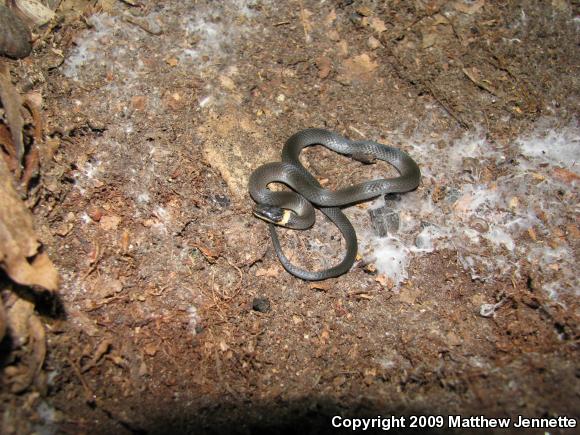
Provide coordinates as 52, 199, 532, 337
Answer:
1, 1, 579, 434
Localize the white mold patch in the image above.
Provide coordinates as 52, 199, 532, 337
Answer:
356, 119, 579, 297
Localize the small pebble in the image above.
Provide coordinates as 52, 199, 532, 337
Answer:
212, 194, 230, 208
88, 207, 103, 222
349, 13, 364, 26
252, 297, 271, 313
479, 304, 497, 318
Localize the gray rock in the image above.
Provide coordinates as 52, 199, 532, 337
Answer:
252, 297, 271, 313
369, 200, 400, 237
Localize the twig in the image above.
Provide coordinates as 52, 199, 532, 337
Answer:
348, 125, 366, 138
462, 67, 502, 97
119, 0, 141, 6
123, 15, 163, 36
82, 244, 102, 279
67, 357, 96, 404
214, 348, 237, 396
383, 31, 469, 129
298, 0, 311, 43
423, 79, 470, 129
222, 257, 243, 300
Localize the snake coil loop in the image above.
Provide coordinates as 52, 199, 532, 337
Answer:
249, 129, 421, 281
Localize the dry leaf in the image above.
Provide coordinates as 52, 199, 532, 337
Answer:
24, 92, 43, 143
356, 6, 373, 17
165, 57, 179, 67
509, 196, 519, 209
0, 63, 25, 171
531, 172, 545, 181
432, 14, 449, 26
21, 144, 39, 188
398, 287, 417, 304
93, 339, 112, 365
367, 36, 382, 50
348, 291, 374, 300
446, 331, 462, 346
131, 95, 147, 111
0, 158, 59, 291
0, 123, 18, 173
375, 274, 393, 289
337, 40, 349, 57
120, 229, 130, 252
341, 53, 378, 82
327, 29, 340, 42
193, 243, 220, 263
553, 167, 580, 184
5, 300, 46, 393
316, 56, 332, 79
255, 265, 280, 278
300, 8, 313, 43
324, 8, 337, 26
97, 0, 116, 12
422, 31, 437, 49
11, 314, 46, 393
163, 91, 184, 111
144, 342, 158, 356
454, 0, 485, 15
219, 75, 236, 91
309, 281, 332, 291
565, 224, 579, 240
15, 0, 55, 26
100, 215, 122, 231
81, 339, 112, 373
6, 298, 34, 347
369, 17, 386, 33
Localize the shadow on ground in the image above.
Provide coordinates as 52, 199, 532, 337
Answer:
141, 398, 447, 435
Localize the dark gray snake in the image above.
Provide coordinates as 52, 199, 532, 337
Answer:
249, 128, 421, 281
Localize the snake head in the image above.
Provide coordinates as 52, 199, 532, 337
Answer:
253, 204, 293, 226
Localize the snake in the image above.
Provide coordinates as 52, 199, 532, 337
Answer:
248, 128, 421, 281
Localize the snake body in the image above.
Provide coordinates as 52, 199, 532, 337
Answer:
249, 129, 421, 281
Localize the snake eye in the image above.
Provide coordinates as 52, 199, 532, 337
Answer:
253, 205, 292, 226
253, 204, 284, 223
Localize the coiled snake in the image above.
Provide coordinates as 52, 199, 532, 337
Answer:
249, 129, 421, 281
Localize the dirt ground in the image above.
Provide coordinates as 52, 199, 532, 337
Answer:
1, 0, 579, 434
